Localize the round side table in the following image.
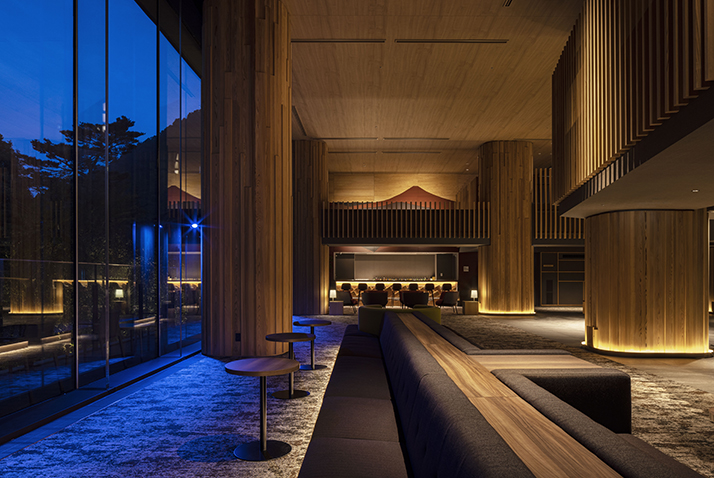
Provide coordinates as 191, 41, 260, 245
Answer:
225, 357, 299, 461
292, 319, 332, 370
265, 332, 315, 399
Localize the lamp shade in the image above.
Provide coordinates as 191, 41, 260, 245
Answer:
329, 289, 337, 300
470, 290, 478, 300
115, 289, 124, 299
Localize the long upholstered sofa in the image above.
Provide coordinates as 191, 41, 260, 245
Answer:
297, 309, 703, 478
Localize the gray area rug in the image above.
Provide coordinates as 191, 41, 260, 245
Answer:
0, 315, 353, 478
1, 310, 713, 477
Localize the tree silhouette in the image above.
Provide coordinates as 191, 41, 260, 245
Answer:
17, 115, 144, 189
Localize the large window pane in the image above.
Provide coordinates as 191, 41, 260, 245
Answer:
108, 0, 159, 369
76, 0, 109, 387
0, 0, 75, 416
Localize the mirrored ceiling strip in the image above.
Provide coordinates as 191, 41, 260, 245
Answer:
318, 137, 379, 140
383, 137, 450, 141
394, 39, 508, 44
329, 151, 378, 154
292, 39, 386, 43
382, 151, 441, 154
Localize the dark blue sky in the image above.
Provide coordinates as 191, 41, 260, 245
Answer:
0, 0, 200, 155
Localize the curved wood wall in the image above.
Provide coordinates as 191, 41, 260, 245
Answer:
585, 210, 709, 354
202, 0, 292, 357
293, 140, 329, 315
477, 141, 534, 314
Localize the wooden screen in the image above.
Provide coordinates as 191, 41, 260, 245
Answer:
553, 0, 714, 204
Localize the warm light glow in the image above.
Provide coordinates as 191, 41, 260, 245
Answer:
329, 289, 337, 299
115, 289, 124, 299
470, 290, 478, 300
478, 309, 535, 315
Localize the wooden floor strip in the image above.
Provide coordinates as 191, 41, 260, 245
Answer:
397, 313, 621, 478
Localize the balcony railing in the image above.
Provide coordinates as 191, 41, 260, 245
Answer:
322, 201, 490, 244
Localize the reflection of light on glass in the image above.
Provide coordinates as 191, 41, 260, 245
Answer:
115, 289, 124, 299
174, 153, 179, 174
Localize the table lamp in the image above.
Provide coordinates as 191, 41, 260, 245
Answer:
329, 289, 337, 300
470, 290, 478, 301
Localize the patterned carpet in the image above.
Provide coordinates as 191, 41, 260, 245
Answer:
0, 310, 712, 477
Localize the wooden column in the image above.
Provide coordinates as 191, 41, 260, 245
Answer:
585, 210, 709, 356
293, 140, 329, 315
478, 141, 534, 314
202, 0, 292, 357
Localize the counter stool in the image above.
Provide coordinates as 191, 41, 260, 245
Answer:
265, 332, 315, 399
292, 318, 332, 370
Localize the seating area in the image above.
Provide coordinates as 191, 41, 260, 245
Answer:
299, 308, 705, 478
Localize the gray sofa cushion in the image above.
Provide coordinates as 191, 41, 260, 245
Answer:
493, 368, 631, 433
324, 356, 391, 400
297, 437, 409, 478
338, 334, 383, 359
618, 434, 704, 478
404, 373, 536, 478
380, 313, 447, 425
343, 323, 376, 338
311, 396, 400, 442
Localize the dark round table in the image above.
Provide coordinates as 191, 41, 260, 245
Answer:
265, 332, 315, 399
225, 357, 299, 461
292, 319, 332, 370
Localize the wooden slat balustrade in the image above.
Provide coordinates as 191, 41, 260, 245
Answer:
322, 200, 489, 243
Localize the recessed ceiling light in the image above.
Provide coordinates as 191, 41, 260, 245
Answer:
692, 189, 700, 193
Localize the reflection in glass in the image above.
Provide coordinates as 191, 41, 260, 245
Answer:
0, 0, 75, 415
0, 0, 200, 420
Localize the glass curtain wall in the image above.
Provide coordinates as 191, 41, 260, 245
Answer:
0, 0, 201, 419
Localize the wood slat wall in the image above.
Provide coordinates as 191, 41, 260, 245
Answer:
585, 210, 709, 354
534, 168, 584, 240
553, 0, 713, 204
478, 141, 534, 314
322, 201, 489, 242
293, 140, 329, 315
202, 0, 292, 358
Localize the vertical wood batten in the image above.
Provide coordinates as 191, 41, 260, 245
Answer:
203, 0, 291, 358
553, 0, 712, 204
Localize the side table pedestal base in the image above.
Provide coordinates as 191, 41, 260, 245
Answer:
234, 440, 291, 461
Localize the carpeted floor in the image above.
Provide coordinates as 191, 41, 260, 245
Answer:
1, 310, 713, 477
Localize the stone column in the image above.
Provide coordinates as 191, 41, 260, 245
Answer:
292, 140, 329, 315
584, 209, 709, 356
478, 141, 534, 314
202, 0, 292, 357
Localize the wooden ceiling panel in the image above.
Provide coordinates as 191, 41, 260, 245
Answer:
289, 0, 584, 178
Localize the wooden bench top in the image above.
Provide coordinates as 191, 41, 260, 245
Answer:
470, 354, 601, 371
397, 313, 621, 478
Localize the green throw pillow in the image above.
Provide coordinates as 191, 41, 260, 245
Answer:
410, 305, 441, 325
